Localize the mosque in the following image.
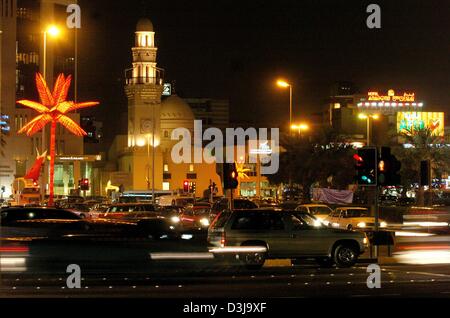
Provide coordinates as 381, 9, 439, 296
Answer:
104, 18, 224, 197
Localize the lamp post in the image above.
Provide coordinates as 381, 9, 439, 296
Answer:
41, 25, 61, 203
358, 113, 379, 146
276, 80, 293, 134
146, 134, 151, 191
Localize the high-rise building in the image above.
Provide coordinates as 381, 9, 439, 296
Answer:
0, 0, 83, 198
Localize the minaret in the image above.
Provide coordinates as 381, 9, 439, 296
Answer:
125, 18, 163, 148
124, 18, 164, 191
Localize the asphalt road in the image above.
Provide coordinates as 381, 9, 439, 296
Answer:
2, 261, 450, 298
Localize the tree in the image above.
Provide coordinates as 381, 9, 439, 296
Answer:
392, 127, 450, 203
17, 73, 99, 206
268, 127, 356, 201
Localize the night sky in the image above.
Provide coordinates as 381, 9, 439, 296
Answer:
76, 0, 449, 141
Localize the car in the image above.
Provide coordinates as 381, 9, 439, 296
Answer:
210, 198, 258, 219
0, 207, 90, 239
158, 195, 195, 207
295, 204, 333, 225
208, 209, 367, 269
180, 203, 213, 230
61, 203, 93, 219
324, 207, 388, 231
279, 201, 301, 210
0, 207, 181, 240
98, 203, 158, 219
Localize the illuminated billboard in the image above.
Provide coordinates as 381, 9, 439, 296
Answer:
358, 89, 424, 109
397, 112, 445, 136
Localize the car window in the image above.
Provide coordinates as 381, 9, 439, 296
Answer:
309, 206, 332, 215
291, 212, 321, 228
211, 211, 232, 229
296, 207, 308, 213
231, 212, 285, 230
346, 209, 369, 217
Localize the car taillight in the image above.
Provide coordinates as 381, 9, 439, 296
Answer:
220, 232, 226, 247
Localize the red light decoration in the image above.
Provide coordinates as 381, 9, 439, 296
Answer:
17, 73, 99, 207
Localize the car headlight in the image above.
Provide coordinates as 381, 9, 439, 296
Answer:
199, 218, 210, 227
322, 220, 330, 226
380, 221, 387, 228
171, 216, 180, 224
357, 222, 366, 228
363, 237, 368, 245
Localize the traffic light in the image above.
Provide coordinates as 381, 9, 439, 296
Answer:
378, 147, 401, 186
354, 147, 377, 185
189, 182, 196, 194
223, 163, 239, 189
183, 180, 189, 193
79, 178, 90, 191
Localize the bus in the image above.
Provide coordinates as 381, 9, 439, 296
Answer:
12, 178, 40, 206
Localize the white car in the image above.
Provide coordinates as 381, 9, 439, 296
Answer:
295, 204, 333, 225
325, 207, 387, 231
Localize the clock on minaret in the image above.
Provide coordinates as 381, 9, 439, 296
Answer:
140, 118, 153, 134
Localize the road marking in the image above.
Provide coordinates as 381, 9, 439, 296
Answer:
150, 252, 214, 260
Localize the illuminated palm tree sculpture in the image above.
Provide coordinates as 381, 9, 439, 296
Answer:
17, 73, 99, 206
235, 162, 251, 197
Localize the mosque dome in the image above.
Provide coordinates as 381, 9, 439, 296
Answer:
161, 95, 195, 120
136, 18, 154, 32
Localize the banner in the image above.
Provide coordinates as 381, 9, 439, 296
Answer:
312, 188, 354, 204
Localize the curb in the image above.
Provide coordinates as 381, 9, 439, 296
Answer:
264, 259, 292, 267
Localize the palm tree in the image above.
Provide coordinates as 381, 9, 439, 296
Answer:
235, 162, 251, 197
17, 73, 99, 206
394, 127, 450, 204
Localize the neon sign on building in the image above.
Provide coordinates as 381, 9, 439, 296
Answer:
358, 89, 423, 108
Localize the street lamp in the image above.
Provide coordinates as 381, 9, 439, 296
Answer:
41, 25, 61, 202
358, 113, 379, 146
276, 79, 293, 133
291, 123, 309, 136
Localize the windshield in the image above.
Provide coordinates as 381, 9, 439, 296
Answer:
291, 212, 322, 227
309, 206, 332, 215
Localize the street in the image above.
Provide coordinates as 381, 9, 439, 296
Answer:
2, 259, 450, 298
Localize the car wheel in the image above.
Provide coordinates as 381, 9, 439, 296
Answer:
333, 244, 358, 268
315, 257, 334, 268
79, 214, 86, 219
241, 252, 266, 270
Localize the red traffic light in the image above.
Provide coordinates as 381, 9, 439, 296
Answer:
353, 154, 363, 162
